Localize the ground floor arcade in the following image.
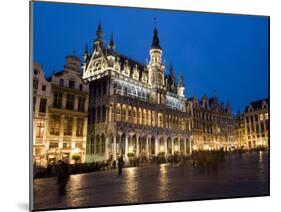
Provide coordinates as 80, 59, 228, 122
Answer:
86, 132, 192, 162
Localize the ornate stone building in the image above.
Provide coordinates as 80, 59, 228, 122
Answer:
237, 98, 269, 149
33, 55, 89, 166
33, 63, 51, 166
187, 96, 238, 151
83, 23, 192, 162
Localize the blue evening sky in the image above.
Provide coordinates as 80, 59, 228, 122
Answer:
33, 2, 269, 113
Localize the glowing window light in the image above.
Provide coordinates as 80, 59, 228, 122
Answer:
128, 146, 134, 153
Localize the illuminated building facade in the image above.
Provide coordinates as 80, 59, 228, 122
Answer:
237, 98, 269, 149
45, 55, 89, 165
187, 96, 238, 151
32, 64, 51, 166
83, 23, 192, 162
33, 56, 89, 166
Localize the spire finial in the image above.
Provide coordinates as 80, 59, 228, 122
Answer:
96, 21, 104, 40
151, 18, 161, 49
179, 73, 184, 87
154, 17, 157, 28
109, 32, 115, 50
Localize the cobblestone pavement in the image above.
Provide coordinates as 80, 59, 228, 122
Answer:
33, 151, 269, 210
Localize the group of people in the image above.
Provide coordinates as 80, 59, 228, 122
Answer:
54, 155, 125, 196
191, 150, 225, 167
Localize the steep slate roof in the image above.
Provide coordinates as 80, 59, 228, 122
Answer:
101, 46, 148, 79
245, 98, 269, 112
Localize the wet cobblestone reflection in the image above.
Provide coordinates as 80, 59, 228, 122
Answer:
34, 152, 269, 210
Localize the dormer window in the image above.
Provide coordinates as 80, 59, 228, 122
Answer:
59, 79, 64, 87
262, 101, 268, 109
69, 80, 75, 89
248, 105, 253, 112
33, 78, 39, 90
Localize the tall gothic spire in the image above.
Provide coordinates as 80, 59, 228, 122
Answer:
109, 32, 115, 50
96, 21, 104, 41
179, 74, 184, 87
151, 27, 161, 49
151, 18, 161, 49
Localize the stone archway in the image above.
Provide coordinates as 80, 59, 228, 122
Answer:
101, 134, 106, 155
139, 136, 147, 156
151, 136, 155, 155
158, 137, 165, 153
167, 137, 172, 154
95, 134, 100, 154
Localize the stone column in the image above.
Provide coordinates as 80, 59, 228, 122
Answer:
155, 136, 158, 156
125, 134, 128, 161
83, 117, 88, 137
146, 136, 149, 158
113, 104, 116, 122
164, 136, 167, 155
105, 136, 109, 160
59, 115, 65, 137
113, 135, 117, 161
189, 137, 192, 154
171, 137, 174, 155
136, 135, 139, 157
184, 138, 187, 155
72, 117, 77, 137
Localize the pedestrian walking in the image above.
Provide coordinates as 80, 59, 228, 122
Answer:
57, 160, 70, 195
118, 155, 124, 176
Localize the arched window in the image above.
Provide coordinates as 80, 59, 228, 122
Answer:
138, 108, 142, 125
33, 78, 39, 90
122, 105, 127, 122
165, 115, 168, 128
151, 111, 155, 127
133, 107, 137, 124
128, 106, 132, 123
96, 135, 100, 154
143, 109, 147, 126
101, 134, 106, 154
116, 104, 121, 122
110, 105, 114, 122
147, 110, 151, 126
158, 113, 163, 128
